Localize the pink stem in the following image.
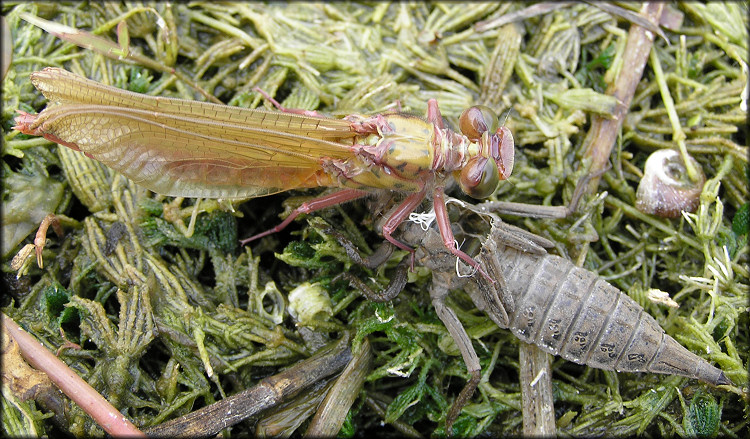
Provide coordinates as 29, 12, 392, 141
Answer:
2, 313, 146, 437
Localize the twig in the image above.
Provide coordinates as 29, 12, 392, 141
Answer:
581, 2, 665, 187
519, 343, 555, 435
305, 338, 373, 437
145, 334, 352, 437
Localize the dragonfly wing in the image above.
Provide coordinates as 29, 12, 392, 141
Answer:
31, 68, 357, 145
26, 104, 344, 199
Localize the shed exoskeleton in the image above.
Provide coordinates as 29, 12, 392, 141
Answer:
332, 197, 731, 432
474, 220, 730, 386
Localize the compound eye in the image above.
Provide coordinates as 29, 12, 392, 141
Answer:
459, 157, 500, 199
459, 105, 499, 141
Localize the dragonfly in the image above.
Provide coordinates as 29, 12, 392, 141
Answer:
14, 68, 515, 281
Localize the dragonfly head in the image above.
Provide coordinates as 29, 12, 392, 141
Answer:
454, 106, 515, 199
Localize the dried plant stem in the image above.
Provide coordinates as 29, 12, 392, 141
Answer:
305, 338, 373, 437
581, 2, 664, 187
519, 343, 555, 436
145, 334, 352, 437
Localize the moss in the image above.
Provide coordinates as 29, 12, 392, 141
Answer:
2, 2, 747, 437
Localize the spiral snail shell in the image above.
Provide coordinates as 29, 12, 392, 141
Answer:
635, 149, 705, 218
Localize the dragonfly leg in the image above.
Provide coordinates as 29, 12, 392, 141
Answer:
425, 99, 446, 130
240, 189, 369, 245
333, 259, 409, 302
324, 227, 395, 269
433, 187, 493, 283
430, 271, 482, 434
325, 225, 408, 302
471, 164, 611, 219
380, 189, 429, 269
253, 87, 326, 118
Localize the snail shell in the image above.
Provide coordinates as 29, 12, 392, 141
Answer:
635, 149, 705, 218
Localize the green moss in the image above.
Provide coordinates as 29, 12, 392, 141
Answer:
684, 390, 722, 438
2, 2, 747, 437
